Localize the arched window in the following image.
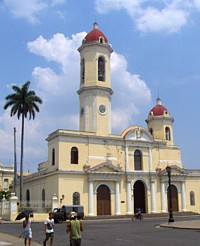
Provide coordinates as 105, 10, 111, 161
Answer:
26, 189, 30, 207
134, 149, 142, 170
42, 189, 45, 208
190, 191, 195, 206
98, 56, 105, 81
81, 58, 85, 83
165, 127, 171, 141
52, 148, 55, 166
73, 192, 80, 205
71, 147, 78, 164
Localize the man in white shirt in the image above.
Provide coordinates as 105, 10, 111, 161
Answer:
43, 212, 54, 246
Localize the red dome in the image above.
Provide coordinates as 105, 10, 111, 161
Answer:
84, 22, 108, 43
149, 98, 168, 116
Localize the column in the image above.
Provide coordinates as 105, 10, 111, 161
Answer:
9, 193, 18, 221
92, 95, 96, 132
115, 181, 121, 215
88, 180, 94, 216
150, 176, 156, 213
85, 95, 89, 131
125, 145, 129, 171
181, 181, 187, 212
1, 195, 6, 216
161, 181, 166, 213
51, 193, 58, 211
126, 180, 132, 215
148, 147, 152, 171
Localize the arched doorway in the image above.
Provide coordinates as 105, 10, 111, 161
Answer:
97, 185, 111, 215
167, 185, 178, 212
133, 180, 146, 213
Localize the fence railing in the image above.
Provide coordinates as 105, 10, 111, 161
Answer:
0, 193, 59, 221
3, 201, 9, 215
18, 200, 52, 213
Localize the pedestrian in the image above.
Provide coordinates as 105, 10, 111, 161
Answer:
43, 212, 54, 246
69, 207, 77, 219
66, 215, 83, 246
22, 215, 32, 246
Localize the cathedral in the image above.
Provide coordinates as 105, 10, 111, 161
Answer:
21, 23, 200, 216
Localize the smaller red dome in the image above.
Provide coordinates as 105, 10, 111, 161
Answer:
84, 22, 108, 43
149, 98, 168, 116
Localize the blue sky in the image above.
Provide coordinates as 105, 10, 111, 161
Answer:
1, 0, 200, 172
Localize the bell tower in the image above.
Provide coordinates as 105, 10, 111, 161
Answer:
146, 98, 174, 145
77, 23, 113, 135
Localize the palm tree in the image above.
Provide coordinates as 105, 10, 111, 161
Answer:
4, 81, 42, 201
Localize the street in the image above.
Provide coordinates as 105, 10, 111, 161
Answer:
0, 216, 200, 245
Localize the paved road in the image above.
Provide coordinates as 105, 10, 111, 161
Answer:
0, 216, 200, 245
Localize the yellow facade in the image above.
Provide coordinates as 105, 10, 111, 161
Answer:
20, 23, 200, 217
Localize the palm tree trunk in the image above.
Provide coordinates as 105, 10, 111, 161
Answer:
20, 114, 25, 201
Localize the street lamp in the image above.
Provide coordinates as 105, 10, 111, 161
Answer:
166, 166, 174, 222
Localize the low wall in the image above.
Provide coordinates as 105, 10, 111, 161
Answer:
31, 213, 49, 222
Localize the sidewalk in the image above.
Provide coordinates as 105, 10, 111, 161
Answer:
0, 232, 41, 245
160, 220, 200, 230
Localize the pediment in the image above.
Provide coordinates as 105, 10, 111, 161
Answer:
86, 162, 122, 173
158, 165, 188, 175
121, 126, 153, 142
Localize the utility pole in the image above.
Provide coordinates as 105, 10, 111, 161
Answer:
14, 127, 17, 195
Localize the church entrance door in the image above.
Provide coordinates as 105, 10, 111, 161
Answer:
133, 180, 146, 213
97, 185, 111, 215
168, 184, 178, 212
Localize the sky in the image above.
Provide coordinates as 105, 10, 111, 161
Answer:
1, 0, 200, 172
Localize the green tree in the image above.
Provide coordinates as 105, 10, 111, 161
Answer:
4, 81, 42, 201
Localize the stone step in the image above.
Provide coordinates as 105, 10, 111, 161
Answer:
84, 211, 199, 220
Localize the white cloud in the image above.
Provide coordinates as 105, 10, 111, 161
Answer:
3, 0, 47, 24
95, 0, 200, 33
2, 0, 66, 24
111, 52, 151, 131
136, 7, 189, 33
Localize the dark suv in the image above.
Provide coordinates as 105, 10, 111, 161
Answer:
53, 205, 84, 223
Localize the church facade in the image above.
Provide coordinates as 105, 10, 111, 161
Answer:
21, 23, 200, 216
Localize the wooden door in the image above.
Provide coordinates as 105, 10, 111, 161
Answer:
168, 185, 178, 212
97, 185, 111, 215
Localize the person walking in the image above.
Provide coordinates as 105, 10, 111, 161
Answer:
43, 212, 54, 246
22, 215, 32, 246
66, 215, 83, 246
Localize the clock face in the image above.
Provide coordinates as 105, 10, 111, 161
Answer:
99, 105, 106, 114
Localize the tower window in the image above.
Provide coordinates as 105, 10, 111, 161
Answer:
98, 56, 105, 81
52, 148, 55, 166
71, 147, 79, 164
99, 37, 104, 43
81, 58, 85, 83
134, 149, 143, 170
165, 127, 171, 141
